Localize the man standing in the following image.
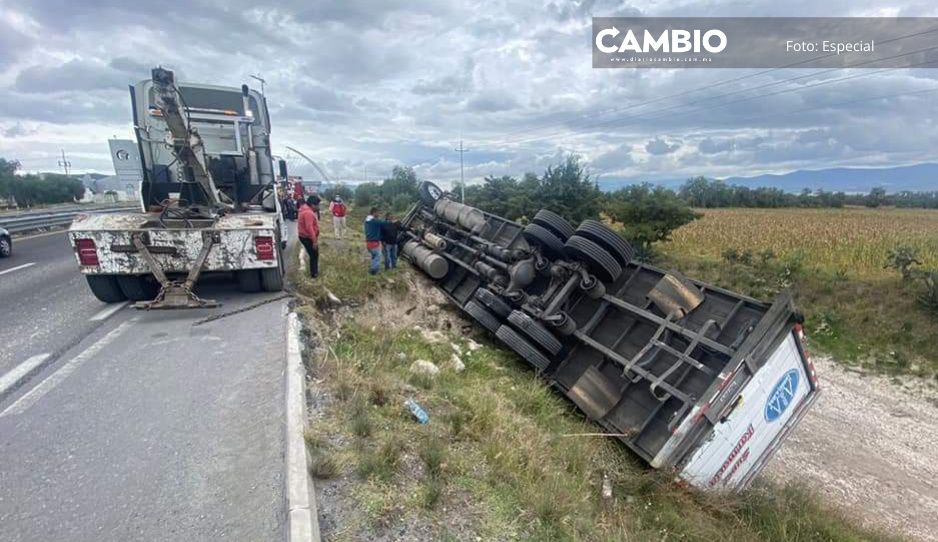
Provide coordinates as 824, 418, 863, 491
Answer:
364, 207, 387, 275
298, 195, 320, 279
381, 212, 401, 270
328, 195, 348, 239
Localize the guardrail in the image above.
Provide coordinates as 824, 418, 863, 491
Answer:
0, 205, 140, 234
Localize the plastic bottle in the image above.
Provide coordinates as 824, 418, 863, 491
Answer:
404, 399, 429, 424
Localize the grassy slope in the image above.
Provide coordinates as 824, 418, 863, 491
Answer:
294, 215, 895, 542
659, 207, 938, 378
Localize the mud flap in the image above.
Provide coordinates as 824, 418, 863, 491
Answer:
567, 365, 622, 420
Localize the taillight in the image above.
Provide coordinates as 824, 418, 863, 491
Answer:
255, 236, 275, 261
75, 239, 99, 266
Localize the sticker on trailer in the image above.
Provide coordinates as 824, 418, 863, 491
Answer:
679, 331, 810, 489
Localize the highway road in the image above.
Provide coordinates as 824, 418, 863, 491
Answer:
0, 230, 294, 541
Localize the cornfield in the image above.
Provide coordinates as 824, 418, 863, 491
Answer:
663, 207, 938, 279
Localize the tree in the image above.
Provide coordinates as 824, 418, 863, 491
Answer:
865, 186, 888, 208
602, 183, 700, 258
321, 183, 354, 204
354, 182, 381, 208
380, 166, 419, 204
532, 155, 602, 224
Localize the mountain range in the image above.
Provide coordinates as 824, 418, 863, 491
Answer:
598, 163, 938, 193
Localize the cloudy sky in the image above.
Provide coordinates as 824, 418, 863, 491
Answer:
1, 0, 937, 187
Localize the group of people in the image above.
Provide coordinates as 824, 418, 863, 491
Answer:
295, 195, 402, 279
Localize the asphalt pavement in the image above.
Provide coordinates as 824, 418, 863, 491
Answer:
0, 230, 295, 541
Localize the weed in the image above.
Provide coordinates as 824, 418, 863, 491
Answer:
356, 435, 404, 481
422, 475, 444, 509
309, 452, 340, 479
350, 401, 373, 438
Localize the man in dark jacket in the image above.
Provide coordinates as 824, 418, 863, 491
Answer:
381, 213, 401, 270
363, 207, 388, 275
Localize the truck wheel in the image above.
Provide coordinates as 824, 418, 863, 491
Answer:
496, 325, 552, 373
464, 300, 501, 333
418, 181, 444, 206
522, 223, 565, 260
563, 235, 622, 283
237, 270, 262, 292
532, 209, 575, 241
260, 268, 284, 292
507, 310, 562, 355
474, 287, 512, 318
575, 220, 634, 266
86, 275, 127, 303
116, 275, 159, 301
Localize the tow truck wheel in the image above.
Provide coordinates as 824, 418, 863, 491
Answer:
86, 275, 128, 303
116, 275, 159, 301
237, 270, 262, 292
418, 181, 444, 206
260, 268, 284, 292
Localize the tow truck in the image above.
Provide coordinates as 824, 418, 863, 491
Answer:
68, 68, 288, 308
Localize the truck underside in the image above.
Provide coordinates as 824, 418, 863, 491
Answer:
400, 182, 820, 490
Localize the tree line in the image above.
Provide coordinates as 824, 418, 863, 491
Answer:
679, 177, 938, 209
0, 158, 86, 208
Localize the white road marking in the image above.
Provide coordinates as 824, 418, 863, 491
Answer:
0, 353, 51, 399
90, 301, 128, 321
0, 262, 36, 276
0, 318, 138, 418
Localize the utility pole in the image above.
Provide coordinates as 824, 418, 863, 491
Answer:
454, 139, 469, 202
58, 149, 72, 176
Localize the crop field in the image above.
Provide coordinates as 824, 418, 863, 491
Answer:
660, 206, 938, 376
663, 207, 938, 279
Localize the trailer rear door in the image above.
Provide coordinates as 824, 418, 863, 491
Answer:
679, 329, 817, 490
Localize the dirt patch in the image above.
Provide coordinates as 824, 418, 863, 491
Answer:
765, 356, 938, 541
353, 273, 464, 334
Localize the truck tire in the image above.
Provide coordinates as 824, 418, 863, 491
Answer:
464, 300, 501, 333
507, 310, 562, 355
522, 223, 565, 260
116, 275, 159, 302
474, 287, 512, 318
496, 325, 552, 373
237, 270, 262, 292
532, 209, 575, 241
563, 235, 622, 283
260, 267, 284, 292
86, 275, 127, 303
418, 181, 444, 206
575, 220, 634, 266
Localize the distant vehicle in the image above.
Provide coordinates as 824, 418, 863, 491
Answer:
0, 227, 11, 257
400, 181, 820, 491
67, 68, 289, 308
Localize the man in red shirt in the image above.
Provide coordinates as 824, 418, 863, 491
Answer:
328, 195, 348, 239
297, 195, 320, 278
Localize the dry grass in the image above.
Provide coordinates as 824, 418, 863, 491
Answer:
293, 233, 899, 541
664, 207, 938, 279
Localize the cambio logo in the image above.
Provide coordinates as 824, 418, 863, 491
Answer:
595, 27, 727, 54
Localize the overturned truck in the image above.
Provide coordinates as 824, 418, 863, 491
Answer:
400, 182, 819, 491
